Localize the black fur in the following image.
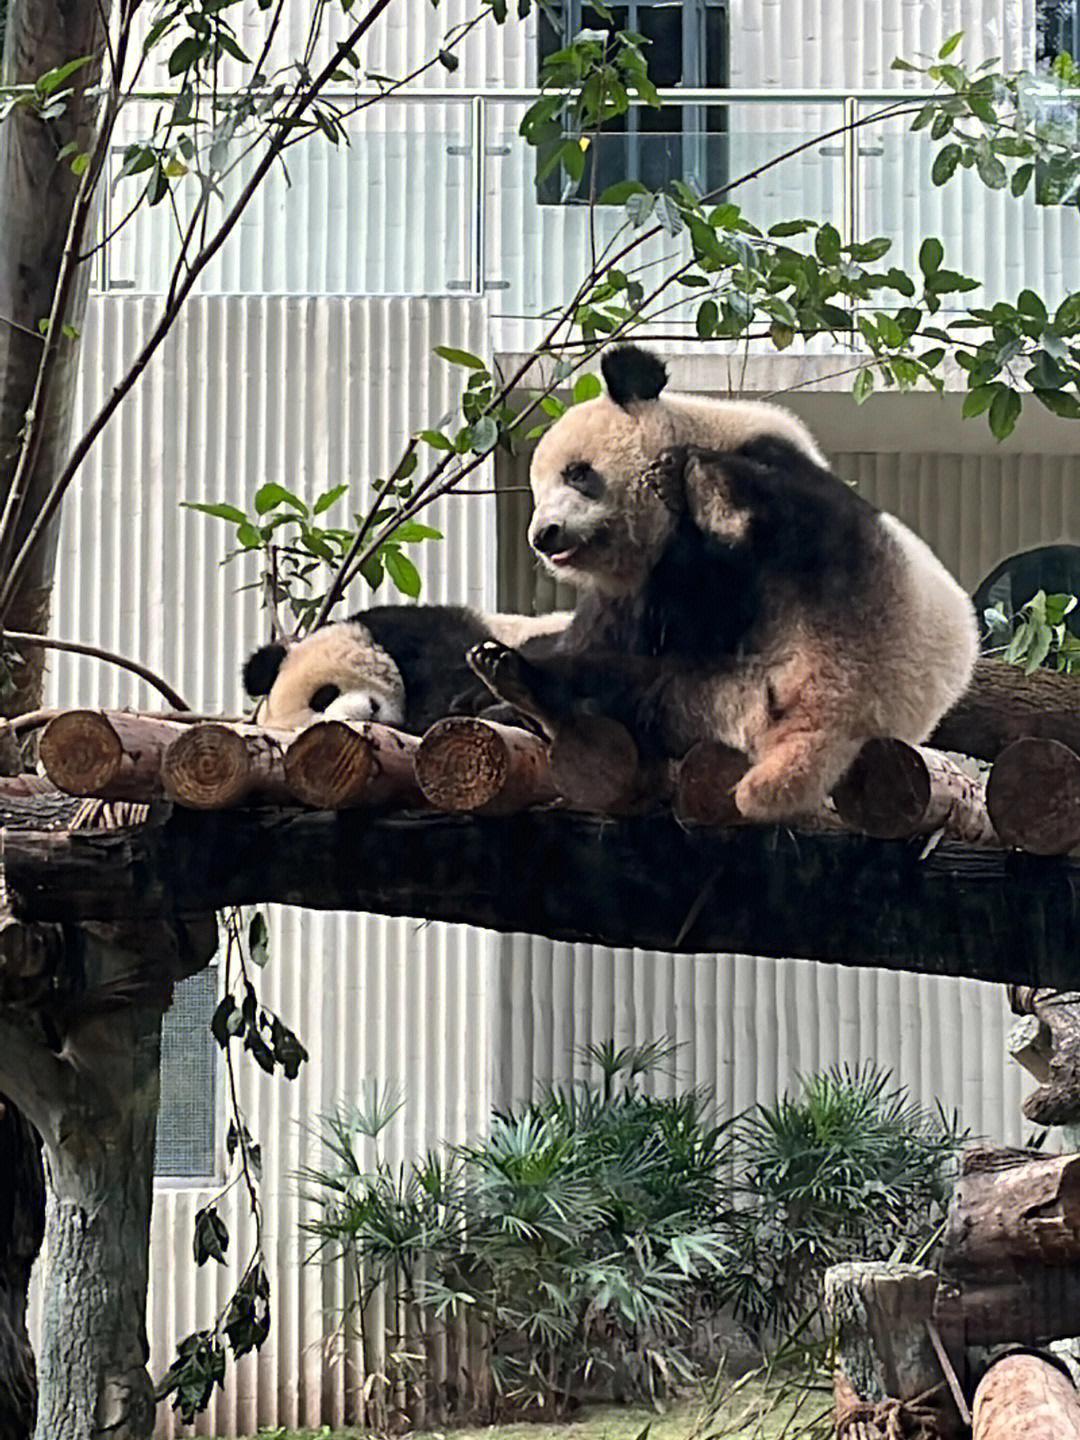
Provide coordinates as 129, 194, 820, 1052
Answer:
243, 641, 289, 698
600, 344, 669, 407
482, 438, 888, 757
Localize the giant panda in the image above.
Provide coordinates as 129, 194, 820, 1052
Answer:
467, 343, 979, 823
243, 603, 568, 734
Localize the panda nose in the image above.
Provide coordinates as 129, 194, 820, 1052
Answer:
533, 522, 569, 556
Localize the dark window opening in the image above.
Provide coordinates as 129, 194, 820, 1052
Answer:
536, 1, 729, 205
974, 544, 1080, 661
1038, 0, 1080, 64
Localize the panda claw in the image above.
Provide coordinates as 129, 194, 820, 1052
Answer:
466, 641, 539, 715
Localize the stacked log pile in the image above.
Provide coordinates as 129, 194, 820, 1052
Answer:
23, 699, 1080, 859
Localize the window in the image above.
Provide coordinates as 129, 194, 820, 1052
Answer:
537, 1, 729, 204
1038, 1, 1080, 65
155, 967, 219, 1180
974, 544, 1080, 656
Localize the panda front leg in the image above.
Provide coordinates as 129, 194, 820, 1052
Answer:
466, 641, 573, 740
732, 657, 863, 822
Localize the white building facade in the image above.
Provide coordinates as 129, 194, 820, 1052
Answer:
32, 0, 1080, 1431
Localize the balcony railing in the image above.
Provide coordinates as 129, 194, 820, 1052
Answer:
88, 86, 1080, 322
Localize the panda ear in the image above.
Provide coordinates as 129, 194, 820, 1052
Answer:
243, 641, 289, 697
600, 344, 669, 407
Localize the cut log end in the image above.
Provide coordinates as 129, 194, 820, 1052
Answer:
988, 737, 1080, 855
285, 721, 378, 809
416, 718, 511, 811
549, 716, 642, 814
163, 725, 252, 809
674, 741, 749, 826
833, 738, 932, 840
39, 711, 123, 796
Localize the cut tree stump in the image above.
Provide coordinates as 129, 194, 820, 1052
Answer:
415, 718, 555, 814
824, 1262, 960, 1437
833, 739, 996, 845
673, 741, 747, 826
1008, 989, 1080, 1131
972, 1352, 1080, 1439
987, 737, 1080, 855
931, 658, 1080, 761
39, 711, 186, 799
162, 723, 292, 809
285, 721, 423, 810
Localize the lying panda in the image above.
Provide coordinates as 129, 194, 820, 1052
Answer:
242, 604, 568, 733
468, 343, 979, 823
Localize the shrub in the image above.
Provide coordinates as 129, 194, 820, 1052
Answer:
716, 1062, 966, 1337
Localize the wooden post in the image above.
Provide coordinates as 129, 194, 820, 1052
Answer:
286, 720, 423, 810
824, 1263, 956, 1435
414, 717, 555, 815
832, 739, 996, 845
39, 711, 186, 799
987, 738, 1080, 855
972, 1352, 1080, 1439
162, 723, 292, 809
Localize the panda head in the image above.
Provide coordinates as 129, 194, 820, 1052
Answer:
528, 343, 827, 597
242, 620, 406, 729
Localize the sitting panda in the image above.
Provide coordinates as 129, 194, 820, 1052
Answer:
242, 604, 568, 734
468, 343, 979, 823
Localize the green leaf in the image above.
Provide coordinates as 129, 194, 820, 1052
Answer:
391, 521, 443, 543
384, 548, 422, 598
814, 224, 842, 264
988, 386, 1022, 441
853, 368, 875, 405
418, 429, 453, 451
36, 55, 92, 96
919, 238, 944, 278
433, 345, 487, 371
1034, 388, 1080, 419
168, 36, 203, 75
248, 913, 270, 968
468, 415, 499, 452
181, 500, 248, 525
962, 384, 998, 418
254, 483, 307, 517
437, 48, 459, 70
237, 521, 262, 549
938, 30, 964, 59
1011, 161, 1035, 197
695, 299, 719, 340
768, 219, 815, 237
313, 484, 348, 515
976, 150, 1007, 190
931, 144, 962, 186
572, 373, 602, 403
193, 1206, 229, 1266
597, 179, 648, 206
1025, 623, 1053, 674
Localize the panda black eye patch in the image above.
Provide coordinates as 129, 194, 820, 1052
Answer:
563, 462, 605, 499
310, 683, 341, 712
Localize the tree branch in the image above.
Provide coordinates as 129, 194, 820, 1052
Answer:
2, 631, 191, 711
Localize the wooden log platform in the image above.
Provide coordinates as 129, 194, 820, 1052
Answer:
162, 723, 292, 809
4, 805, 1080, 987
987, 737, 1080, 855
38, 711, 185, 800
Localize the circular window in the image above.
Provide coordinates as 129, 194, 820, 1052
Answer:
974, 543, 1080, 655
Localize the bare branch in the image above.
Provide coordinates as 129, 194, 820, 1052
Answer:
3, 630, 191, 710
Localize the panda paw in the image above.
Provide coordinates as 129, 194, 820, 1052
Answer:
467, 641, 539, 715
733, 766, 811, 825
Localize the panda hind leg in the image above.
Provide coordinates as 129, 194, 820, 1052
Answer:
466, 641, 570, 739
732, 669, 863, 824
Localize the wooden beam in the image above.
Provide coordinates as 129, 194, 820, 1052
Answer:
162, 723, 292, 809
4, 810, 1080, 985
415, 718, 555, 814
932, 658, 1080, 762
285, 721, 422, 810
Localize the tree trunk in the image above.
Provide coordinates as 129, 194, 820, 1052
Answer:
0, 0, 114, 1422
0, 1101, 44, 1440
931, 659, 1080, 763
34, 1004, 161, 1440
